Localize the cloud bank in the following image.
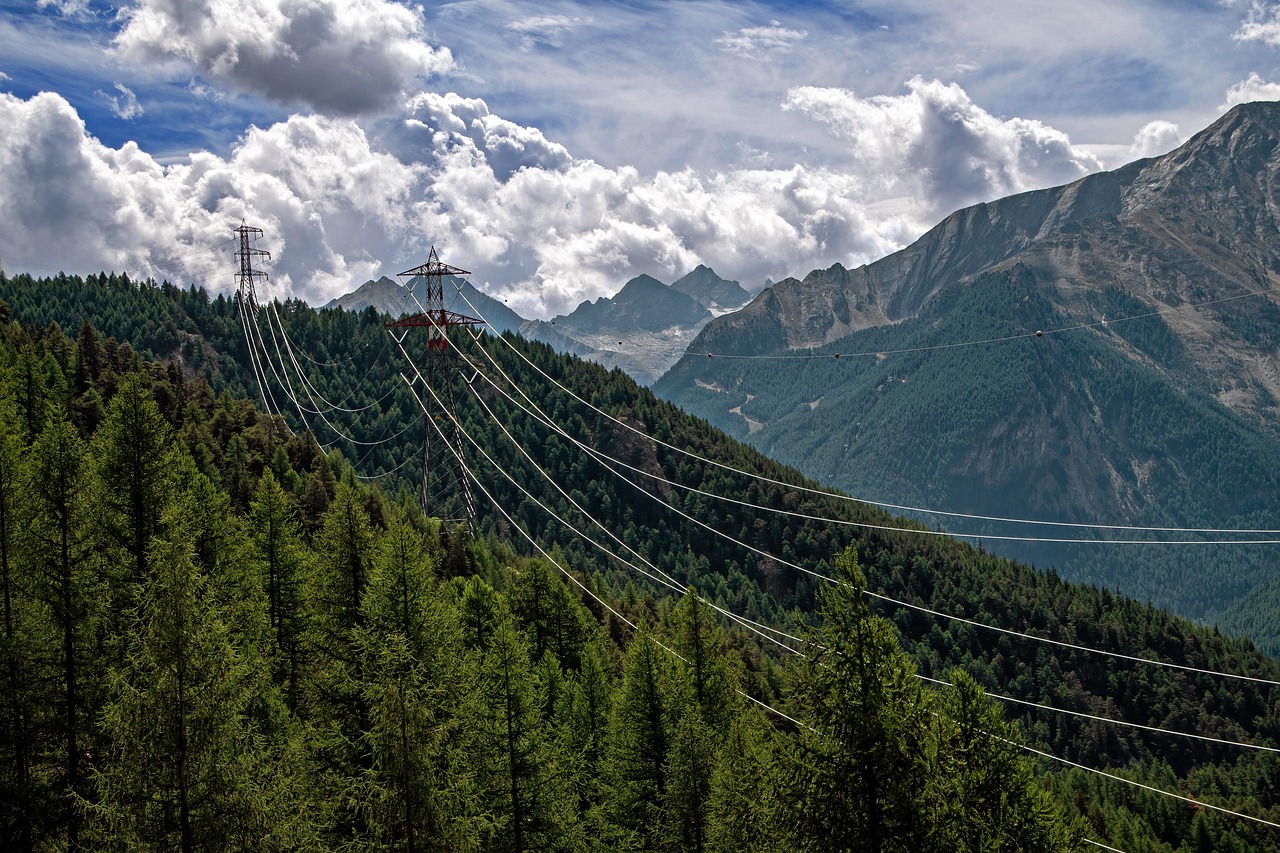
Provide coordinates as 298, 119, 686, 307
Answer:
783, 78, 1103, 219
0, 71, 1120, 317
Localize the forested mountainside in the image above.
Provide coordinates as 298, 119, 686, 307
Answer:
655, 103, 1280, 645
4, 270, 1280, 850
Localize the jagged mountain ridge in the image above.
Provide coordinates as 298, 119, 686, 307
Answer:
323, 275, 526, 336
655, 102, 1280, 642
328, 266, 750, 386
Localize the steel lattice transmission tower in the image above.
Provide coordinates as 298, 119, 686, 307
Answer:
234, 223, 270, 303
234, 224, 272, 414
388, 246, 483, 525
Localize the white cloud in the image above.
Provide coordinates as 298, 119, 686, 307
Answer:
0, 91, 421, 305
1128, 120, 1181, 158
1234, 2, 1280, 46
0, 71, 9, 83
36, 0, 92, 17
715, 21, 808, 60
1223, 72, 1280, 109
507, 14, 590, 49
783, 77, 1102, 220
0, 79, 1104, 319
113, 0, 454, 115
98, 82, 144, 120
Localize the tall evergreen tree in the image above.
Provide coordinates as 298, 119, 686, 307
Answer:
471, 617, 580, 852
90, 373, 173, 585
668, 589, 737, 732
248, 470, 310, 709
784, 547, 930, 853
357, 514, 476, 852
88, 527, 316, 851
22, 417, 99, 851
707, 710, 783, 853
0, 393, 37, 849
607, 625, 675, 850
930, 670, 1083, 852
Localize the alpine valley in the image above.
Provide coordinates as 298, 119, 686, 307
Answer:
9, 103, 1280, 853
655, 102, 1280, 652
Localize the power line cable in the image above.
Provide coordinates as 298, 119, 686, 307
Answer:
455, 326, 1280, 688
451, 284, 1280, 538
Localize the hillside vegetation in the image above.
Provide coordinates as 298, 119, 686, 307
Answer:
4, 271, 1280, 850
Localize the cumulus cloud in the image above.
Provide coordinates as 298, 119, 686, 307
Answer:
715, 21, 808, 60
1129, 120, 1180, 157
113, 0, 453, 115
0, 91, 420, 305
783, 77, 1102, 219
98, 82, 144, 120
1223, 72, 1280, 108
0, 79, 1099, 319
1234, 2, 1280, 46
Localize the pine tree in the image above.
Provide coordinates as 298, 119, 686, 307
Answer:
307, 479, 376, 843
90, 373, 173, 585
471, 617, 580, 852
0, 393, 37, 849
607, 625, 675, 850
21, 417, 100, 851
707, 710, 782, 853
668, 589, 737, 732
356, 513, 476, 852
88, 526, 316, 851
784, 547, 931, 853
664, 705, 715, 853
248, 470, 310, 709
931, 670, 1083, 852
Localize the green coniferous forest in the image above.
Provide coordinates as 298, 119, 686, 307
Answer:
3, 270, 1280, 850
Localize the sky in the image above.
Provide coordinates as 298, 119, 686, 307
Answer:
2, 1, 1280, 317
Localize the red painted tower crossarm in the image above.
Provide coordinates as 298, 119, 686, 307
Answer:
389, 246, 482, 349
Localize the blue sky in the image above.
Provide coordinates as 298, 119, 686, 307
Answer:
2, 0, 1279, 315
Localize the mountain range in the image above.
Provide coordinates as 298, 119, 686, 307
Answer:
655, 102, 1280, 648
327, 265, 750, 385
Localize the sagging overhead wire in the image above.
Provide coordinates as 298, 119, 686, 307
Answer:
450, 316, 1280, 689
425, 333, 1280, 838
687, 279, 1280, 361
399, 365, 807, 729
383, 274, 1280, 843
453, 280, 1280, 538
466, 340, 1280, 756
392, 335, 802, 657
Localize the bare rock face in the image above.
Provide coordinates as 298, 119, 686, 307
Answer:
689, 102, 1280, 420
657, 103, 1280, 633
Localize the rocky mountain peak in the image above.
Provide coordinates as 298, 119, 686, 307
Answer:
671, 265, 751, 312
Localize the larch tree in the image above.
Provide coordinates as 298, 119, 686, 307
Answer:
606, 624, 676, 850
90, 373, 173, 587
21, 417, 100, 852
784, 547, 931, 853
88, 523, 316, 852
356, 514, 476, 852
0, 391, 38, 849
248, 470, 310, 710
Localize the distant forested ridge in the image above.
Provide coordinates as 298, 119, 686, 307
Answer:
2, 270, 1280, 850
656, 104, 1280, 653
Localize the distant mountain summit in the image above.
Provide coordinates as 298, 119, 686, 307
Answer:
323, 275, 525, 336
689, 101, 1280, 370
555, 274, 711, 334
325, 266, 750, 386
656, 101, 1280, 646
519, 266, 747, 385
670, 265, 751, 314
